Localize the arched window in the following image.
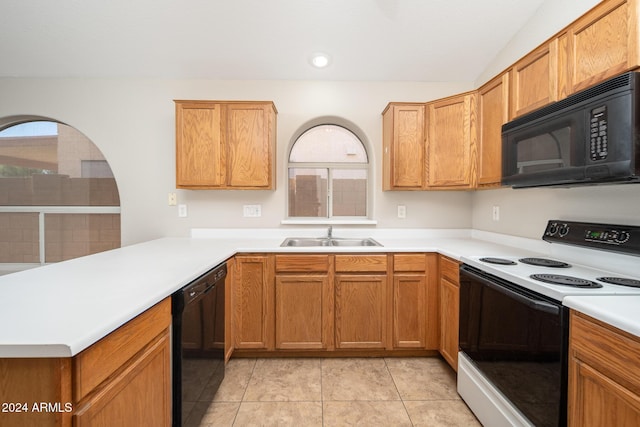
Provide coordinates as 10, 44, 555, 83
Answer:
288, 124, 369, 218
0, 119, 120, 273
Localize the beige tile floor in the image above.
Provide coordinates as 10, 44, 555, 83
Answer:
185, 356, 482, 426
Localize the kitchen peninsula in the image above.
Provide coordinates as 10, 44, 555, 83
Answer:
2, 228, 640, 426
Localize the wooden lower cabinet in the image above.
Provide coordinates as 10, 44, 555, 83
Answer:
275, 275, 332, 350
439, 256, 460, 371
0, 298, 171, 427
274, 254, 334, 350
335, 274, 389, 349
233, 255, 274, 350
232, 252, 450, 360
569, 310, 640, 426
334, 255, 390, 350
392, 253, 439, 349
74, 330, 171, 427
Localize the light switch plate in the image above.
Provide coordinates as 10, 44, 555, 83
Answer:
178, 204, 188, 218
168, 192, 177, 206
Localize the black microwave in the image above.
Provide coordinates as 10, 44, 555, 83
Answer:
502, 72, 640, 188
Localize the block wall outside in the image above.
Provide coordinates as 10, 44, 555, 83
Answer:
44, 214, 121, 262
288, 175, 366, 217
0, 175, 120, 264
0, 213, 39, 263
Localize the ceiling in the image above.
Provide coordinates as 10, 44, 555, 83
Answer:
0, 0, 545, 82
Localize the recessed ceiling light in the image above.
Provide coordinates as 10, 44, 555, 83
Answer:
310, 53, 331, 68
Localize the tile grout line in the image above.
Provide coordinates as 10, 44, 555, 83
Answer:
384, 357, 416, 427
231, 358, 258, 426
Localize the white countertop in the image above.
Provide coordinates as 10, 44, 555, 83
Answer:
1, 227, 638, 358
564, 295, 640, 337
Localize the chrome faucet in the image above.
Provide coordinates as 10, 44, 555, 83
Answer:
327, 225, 333, 239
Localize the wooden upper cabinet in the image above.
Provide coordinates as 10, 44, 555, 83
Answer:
382, 103, 426, 190
426, 92, 477, 189
559, 0, 640, 97
477, 73, 509, 188
175, 101, 224, 187
226, 103, 276, 188
510, 40, 559, 118
175, 100, 277, 190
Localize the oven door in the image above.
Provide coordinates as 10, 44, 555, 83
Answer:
458, 264, 569, 427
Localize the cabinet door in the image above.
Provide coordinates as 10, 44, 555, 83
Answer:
439, 256, 460, 370
570, 359, 640, 426
175, 101, 224, 188
440, 276, 459, 371
233, 255, 274, 349
427, 93, 477, 189
335, 274, 388, 349
510, 40, 558, 118
393, 273, 426, 348
569, 311, 640, 426
477, 73, 509, 187
560, 0, 639, 96
74, 330, 171, 427
275, 274, 333, 350
226, 103, 276, 189
382, 103, 426, 190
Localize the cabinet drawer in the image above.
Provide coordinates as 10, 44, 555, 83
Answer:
73, 298, 171, 402
440, 256, 459, 282
571, 311, 640, 389
335, 255, 387, 273
275, 255, 330, 273
394, 254, 426, 272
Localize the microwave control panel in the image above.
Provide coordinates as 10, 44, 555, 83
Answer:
543, 220, 640, 255
589, 106, 608, 161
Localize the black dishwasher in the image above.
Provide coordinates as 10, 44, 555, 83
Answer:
172, 263, 226, 427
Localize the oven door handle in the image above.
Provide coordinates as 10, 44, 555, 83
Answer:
461, 266, 560, 315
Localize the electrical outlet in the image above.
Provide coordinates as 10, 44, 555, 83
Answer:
492, 205, 500, 221
243, 204, 262, 217
168, 192, 177, 206
178, 204, 188, 218
397, 205, 406, 219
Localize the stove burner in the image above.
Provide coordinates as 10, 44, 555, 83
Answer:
479, 257, 517, 265
597, 277, 640, 288
530, 274, 602, 288
519, 257, 571, 268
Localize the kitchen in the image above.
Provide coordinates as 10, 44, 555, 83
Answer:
2, 0, 640, 426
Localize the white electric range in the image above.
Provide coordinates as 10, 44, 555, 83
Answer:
457, 220, 640, 427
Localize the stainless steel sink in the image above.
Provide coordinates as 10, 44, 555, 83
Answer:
280, 238, 332, 247
280, 237, 382, 247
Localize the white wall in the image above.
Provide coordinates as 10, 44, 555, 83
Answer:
0, 78, 473, 245
472, 0, 640, 239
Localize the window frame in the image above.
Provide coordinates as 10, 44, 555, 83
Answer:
285, 121, 372, 222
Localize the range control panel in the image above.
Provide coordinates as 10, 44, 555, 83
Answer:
543, 220, 640, 256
